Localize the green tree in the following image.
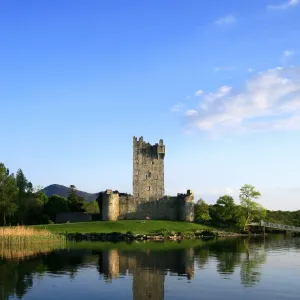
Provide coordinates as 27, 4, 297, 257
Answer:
67, 185, 85, 212
27, 181, 33, 193
83, 200, 100, 214
44, 195, 70, 221
215, 195, 236, 222
0, 163, 19, 225
16, 169, 29, 195
194, 199, 211, 223
17, 194, 46, 225
239, 184, 266, 230
15, 169, 36, 223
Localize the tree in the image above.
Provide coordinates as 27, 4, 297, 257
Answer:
27, 182, 33, 193
0, 163, 19, 225
67, 185, 85, 212
194, 199, 211, 223
215, 195, 236, 222
239, 184, 266, 230
83, 200, 100, 214
16, 169, 28, 196
44, 195, 70, 221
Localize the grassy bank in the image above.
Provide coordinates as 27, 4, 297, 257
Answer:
0, 226, 66, 245
34, 220, 217, 235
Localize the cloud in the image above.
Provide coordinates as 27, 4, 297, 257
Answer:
213, 66, 235, 72
171, 103, 185, 113
184, 110, 198, 117
247, 68, 254, 73
214, 15, 236, 25
283, 50, 295, 57
282, 50, 297, 64
195, 90, 204, 96
268, 0, 299, 10
182, 66, 300, 135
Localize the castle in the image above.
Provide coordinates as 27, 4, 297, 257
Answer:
97, 136, 194, 222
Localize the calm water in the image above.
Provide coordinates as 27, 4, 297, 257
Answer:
1, 236, 300, 300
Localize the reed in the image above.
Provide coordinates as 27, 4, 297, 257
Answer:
0, 225, 66, 246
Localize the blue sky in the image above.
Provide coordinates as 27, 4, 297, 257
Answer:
1, 0, 300, 210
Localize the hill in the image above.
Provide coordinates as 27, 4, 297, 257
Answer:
42, 184, 99, 202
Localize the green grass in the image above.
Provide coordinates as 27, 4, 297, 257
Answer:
33, 220, 216, 235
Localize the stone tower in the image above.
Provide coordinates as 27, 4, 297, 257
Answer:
133, 136, 165, 201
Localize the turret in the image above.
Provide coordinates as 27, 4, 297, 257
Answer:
102, 189, 120, 221
178, 190, 194, 222
157, 139, 165, 159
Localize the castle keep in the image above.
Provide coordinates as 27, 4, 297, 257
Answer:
98, 136, 194, 222
133, 136, 165, 201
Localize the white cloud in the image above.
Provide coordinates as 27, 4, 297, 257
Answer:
248, 68, 254, 73
268, 0, 299, 10
185, 110, 198, 117
182, 66, 300, 135
214, 15, 236, 25
214, 66, 235, 72
195, 90, 204, 96
171, 103, 185, 113
283, 50, 295, 57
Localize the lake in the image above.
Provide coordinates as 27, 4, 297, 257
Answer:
1, 235, 299, 300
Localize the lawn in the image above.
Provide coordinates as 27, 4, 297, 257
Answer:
34, 220, 216, 234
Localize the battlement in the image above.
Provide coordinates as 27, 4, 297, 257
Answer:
105, 189, 119, 195
133, 136, 165, 159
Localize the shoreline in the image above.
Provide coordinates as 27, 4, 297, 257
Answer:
62, 230, 266, 242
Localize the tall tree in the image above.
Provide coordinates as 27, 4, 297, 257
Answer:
15, 169, 35, 223
16, 169, 28, 196
67, 185, 85, 212
239, 184, 266, 230
0, 163, 19, 225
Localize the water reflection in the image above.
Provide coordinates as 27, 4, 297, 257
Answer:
97, 248, 195, 299
1, 236, 300, 300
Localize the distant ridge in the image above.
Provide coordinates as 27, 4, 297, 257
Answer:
42, 184, 99, 202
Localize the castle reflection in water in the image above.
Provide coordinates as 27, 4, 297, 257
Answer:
98, 248, 195, 300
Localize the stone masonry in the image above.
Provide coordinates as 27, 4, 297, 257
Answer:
133, 136, 165, 201
98, 136, 194, 222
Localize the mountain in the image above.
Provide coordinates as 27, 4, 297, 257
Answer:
42, 184, 99, 202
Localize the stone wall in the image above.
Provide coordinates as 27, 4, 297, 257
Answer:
133, 136, 165, 201
98, 189, 194, 222
118, 195, 179, 220
55, 212, 92, 223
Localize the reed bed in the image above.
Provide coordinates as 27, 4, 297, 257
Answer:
0, 225, 66, 246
